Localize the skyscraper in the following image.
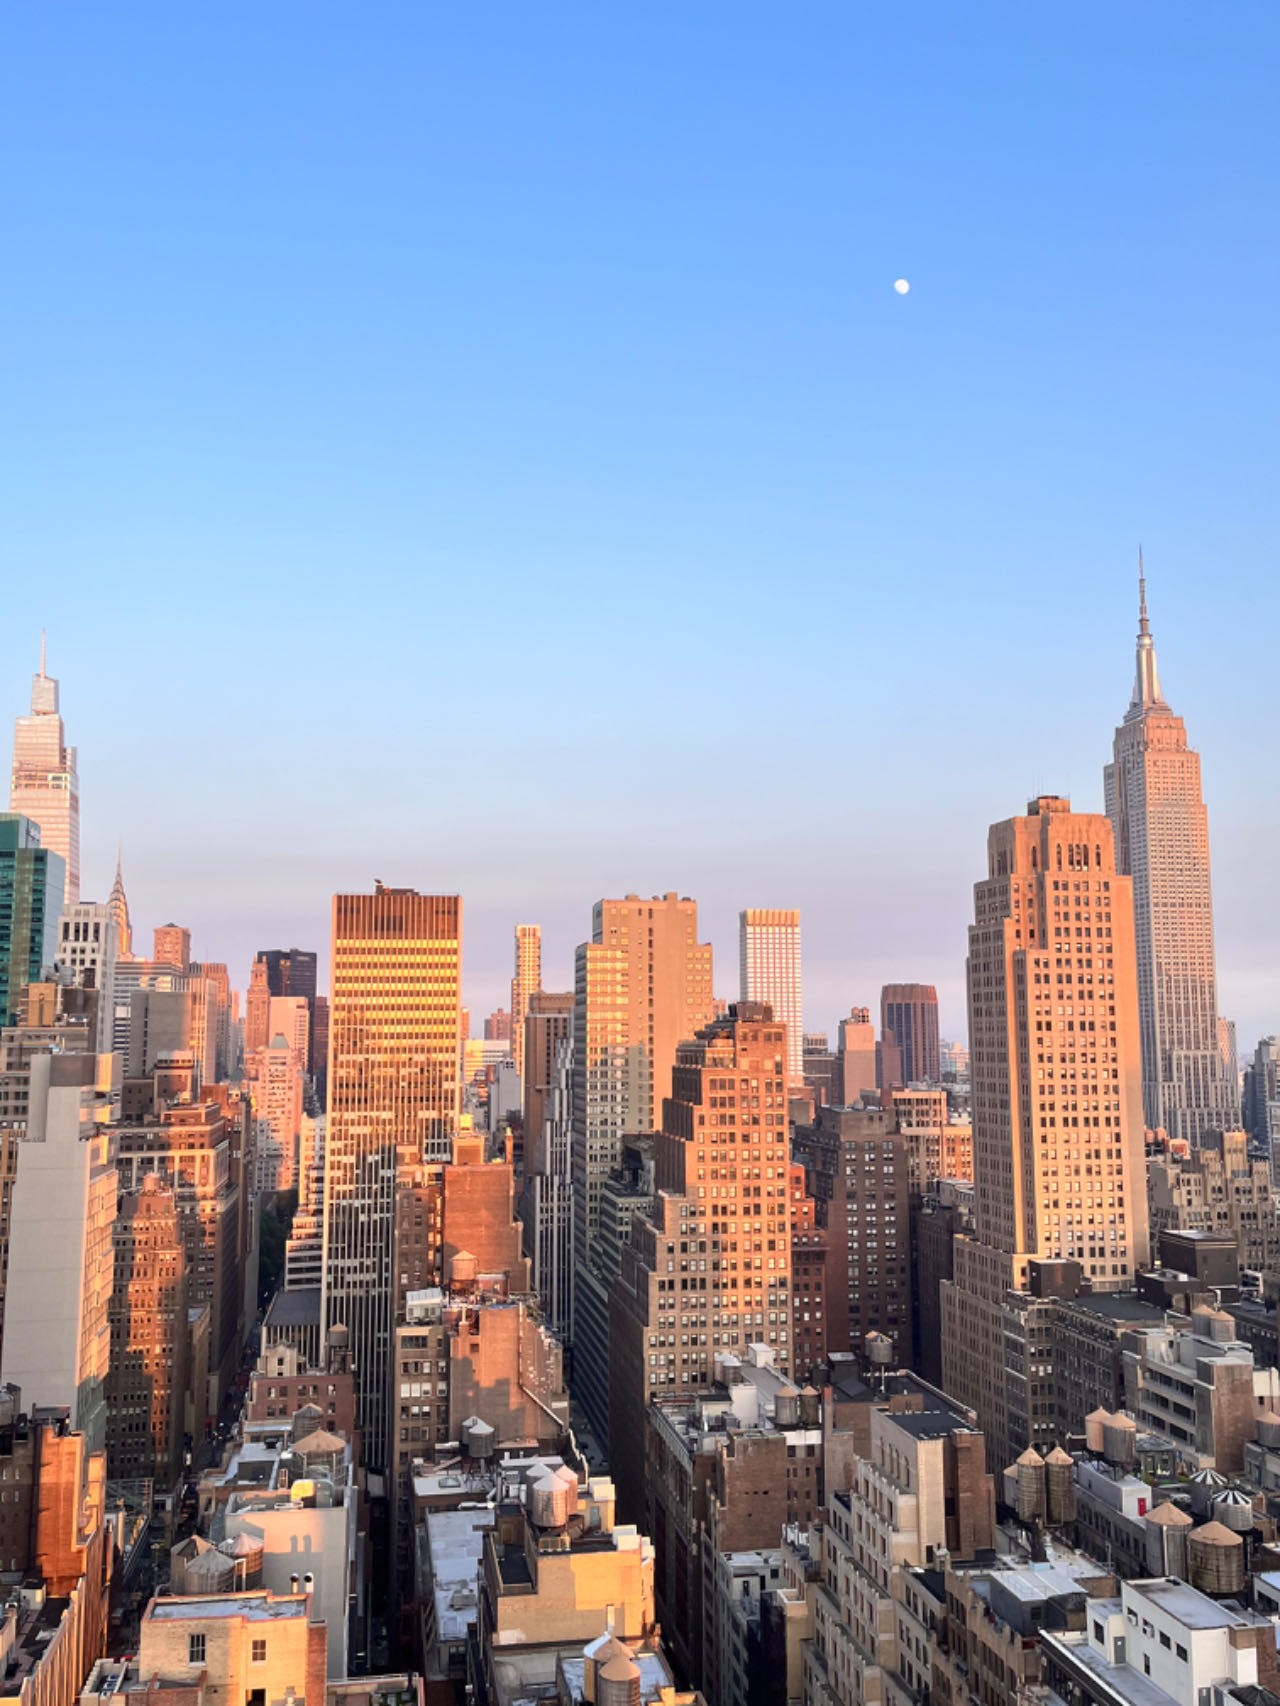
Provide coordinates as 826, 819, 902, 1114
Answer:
609, 1002, 793, 1519
321, 884, 461, 1469
510, 923, 541, 1081
9, 640, 79, 908
941, 796, 1149, 1468
1104, 564, 1237, 1142
108, 853, 133, 961
879, 982, 940, 1087
0, 815, 65, 1030
571, 893, 714, 1442
739, 908, 802, 1084
837, 1006, 877, 1104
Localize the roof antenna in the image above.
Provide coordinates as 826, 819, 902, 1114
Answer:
1138, 546, 1148, 635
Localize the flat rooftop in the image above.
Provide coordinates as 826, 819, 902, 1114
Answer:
1132, 1577, 1261, 1630
149, 1593, 308, 1622
424, 1509, 490, 1644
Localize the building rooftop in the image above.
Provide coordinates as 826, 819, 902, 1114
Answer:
1043, 1629, 1180, 1706
424, 1508, 490, 1644
1130, 1576, 1262, 1630
148, 1592, 309, 1622
265, 1287, 321, 1328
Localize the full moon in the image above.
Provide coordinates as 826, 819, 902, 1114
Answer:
893, 278, 910, 295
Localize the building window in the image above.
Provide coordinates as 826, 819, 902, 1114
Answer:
252, 1639, 267, 1663
188, 1635, 205, 1665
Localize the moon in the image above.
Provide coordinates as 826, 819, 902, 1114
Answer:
893, 279, 910, 295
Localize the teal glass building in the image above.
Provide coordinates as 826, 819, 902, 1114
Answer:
0, 815, 65, 1028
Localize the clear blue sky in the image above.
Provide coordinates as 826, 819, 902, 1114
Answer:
3, 4, 1277, 1048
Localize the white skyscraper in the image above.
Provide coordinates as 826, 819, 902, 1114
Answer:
9, 639, 79, 907
739, 907, 803, 1083
1104, 562, 1236, 1142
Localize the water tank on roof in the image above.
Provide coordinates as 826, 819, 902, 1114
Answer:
221, 1532, 264, 1588
529, 1471, 572, 1529
463, 1417, 494, 1459
1084, 1408, 1112, 1453
597, 1653, 642, 1706
1187, 1522, 1246, 1597
1211, 1489, 1254, 1535
1101, 1414, 1137, 1467
1257, 1411, 1280, 1449
1045, 1447, 1076, 1526
183, 1548, 236, 1595
774, 1384, 800, 1427
451, 1251, 478, 1286
1013, 1449, 1046, 1523
1188, 1468, 1228, 1517
1144, 1502, 1192, 1578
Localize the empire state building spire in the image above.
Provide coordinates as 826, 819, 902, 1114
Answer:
1129, 547, 1165, 715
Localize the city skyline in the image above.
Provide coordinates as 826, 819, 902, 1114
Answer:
5, 573, 1268, 1054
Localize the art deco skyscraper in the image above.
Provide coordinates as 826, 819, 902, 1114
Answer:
941, 797, 1149, 1469
1104, 565, 1236, 1141
510, 924, 541, 1081
739, 909, 802, 1084
321, 884, 461, 1469
9, 639, 79, 907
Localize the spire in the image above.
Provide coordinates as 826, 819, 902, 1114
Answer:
1129, 546, 1164, 712
109, 847, 133, 960
39, 630, 47, 677
29, 633, 58, 715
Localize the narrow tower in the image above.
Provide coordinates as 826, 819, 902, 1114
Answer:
9, 638, 79, 906
1104, 557, 1236, 1140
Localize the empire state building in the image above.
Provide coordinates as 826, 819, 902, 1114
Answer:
1104, 561, 1236, 1142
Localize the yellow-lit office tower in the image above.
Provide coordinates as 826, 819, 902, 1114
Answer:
1105, 562, 1238, 1140
941, 797, 1150, 1471
739, 908, 803, 1085
321, 883, 461, 1470
510, 923, 541, 1081
571, 894, 714, 1444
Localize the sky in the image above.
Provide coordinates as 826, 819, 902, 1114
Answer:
2, 4, 1278, 1048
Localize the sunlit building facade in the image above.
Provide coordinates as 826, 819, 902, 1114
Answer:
1105, 567, 1237, 1141
739, 908, 803, 1084
8, 642, 79, 908
321, 883, 461, 1470
509, 922, 541, 1081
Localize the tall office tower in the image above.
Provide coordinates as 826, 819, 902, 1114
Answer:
573, 894, 714, 1270
879, 983, 940, 1088
1244, 1038, 1280, 1164
941, 796, 1150, 1470
152, 923, 191, 971
1104, 567, 1236, 1142
510, 923, 541, 1080
259, 948, 318, 1001
571, 894, 714, 1442
792, 1105, 912, 1362
191, 959, 233, 1081
9, 640, 79, 907
2, 1050, 120, 1453
322, 884, 461, 1469
309, 995, 329, 1106
1219, 1017, 1240, 1114
522, 1032, 575, 1339
609, 1003, 793, 1522
113, 1073, 246, 1416
837, 1006, 877, 1104
244, 957, 271, 1056
56, 902, 120, 1055
252, 1033, 305, 1194
285, 1113, 326, 1291
104, 1175, 189, 1487
739, 908, 803, 1084
523, 989, 573, 1165
0, 816, 64, 1029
